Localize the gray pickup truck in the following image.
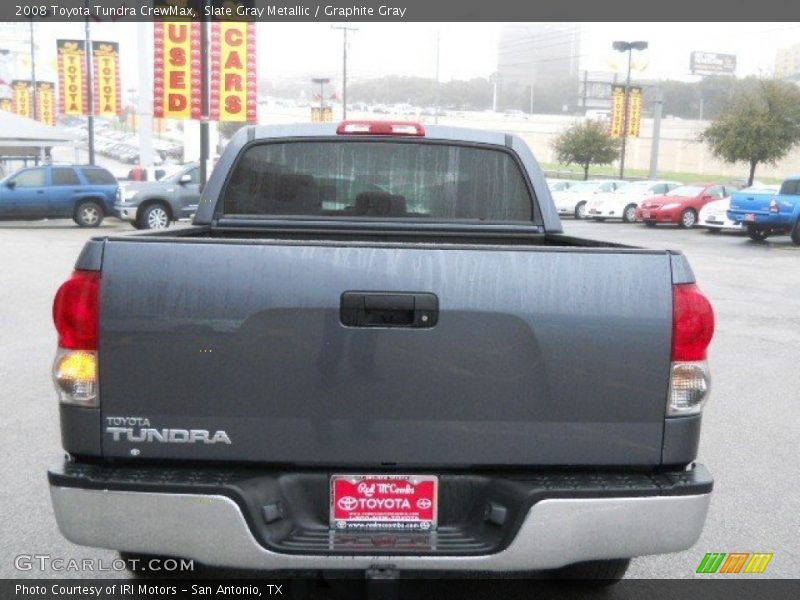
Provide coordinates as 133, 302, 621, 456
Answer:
114, 163, 201, 230
49, 121, 715, 581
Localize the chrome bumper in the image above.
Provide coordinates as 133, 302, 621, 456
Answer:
114, 203, 138, 222
50, 486, 711, 572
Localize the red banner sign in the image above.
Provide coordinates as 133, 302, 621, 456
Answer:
36, 81, 56, 125
153, 22, 202, 120
57, 39, 89, 116
210, 21, 257, 122
92, 42, 122, 117
11, 80, 32, 118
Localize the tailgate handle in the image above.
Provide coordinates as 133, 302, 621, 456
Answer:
340, 292, 438, 328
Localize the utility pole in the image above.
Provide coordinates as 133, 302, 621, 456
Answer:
29, 20, 37, 122
136, 21, 155, 167
434, 30, 441, 124
199, 2, 210, 188
84, 8, 95, 165
331, 25, 357, 120
649, 86, 664, 179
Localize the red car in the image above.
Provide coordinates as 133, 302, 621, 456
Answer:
635, 183, 732, 228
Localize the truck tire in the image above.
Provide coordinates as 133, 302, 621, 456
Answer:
550, 558, 631, 584
679, 208, 697, 229
746, 225, 769, 242
74, 200, 104, 228
137, 203, 171, 230
574, 201, 587, 219
791, 219, 800, 246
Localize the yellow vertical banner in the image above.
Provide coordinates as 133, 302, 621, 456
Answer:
627, 87, 643, 138
609, 85, 625, 138
92, 42, 122, 117
210, 20, 257, 122
57, 39, 88, 116
11, 80, 32, 118
153, 21, 202, 120
36, 81, 56, 125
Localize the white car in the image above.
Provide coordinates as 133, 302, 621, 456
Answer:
552, 179, 625, 219
586, 180, 681, 223
547, 178, 574, 193
699, 184, 780, 232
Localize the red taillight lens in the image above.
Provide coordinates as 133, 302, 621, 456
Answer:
672, 283, 714, 361
336, 120, 426, 136
53, 270, 100, 350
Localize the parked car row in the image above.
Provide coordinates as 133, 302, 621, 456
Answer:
547, 175, 800, 244
0, 161, 200, 229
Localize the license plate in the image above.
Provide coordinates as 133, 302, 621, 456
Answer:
745, 213, 756, 222
642, 210, 651, 219
330, 474, 437, 531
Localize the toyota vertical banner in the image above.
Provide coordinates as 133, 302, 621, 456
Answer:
92, 42, 122, 117
11, 80, 32, 118
57, 40, 89, 116
209, 20, 257, 122
36, 81, 56, 125
153, 21, 203, 120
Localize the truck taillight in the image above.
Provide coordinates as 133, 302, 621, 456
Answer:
669, 283, 714, 416
769, 198, 779, 213
336, 120, 426, 136
52, 270, 100, 407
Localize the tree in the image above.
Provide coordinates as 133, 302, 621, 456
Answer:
551, 120, 621, 180
701, 80, 800, 186
218, 121, 248, 141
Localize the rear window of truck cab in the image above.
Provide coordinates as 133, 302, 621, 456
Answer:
220, 141, 535, 222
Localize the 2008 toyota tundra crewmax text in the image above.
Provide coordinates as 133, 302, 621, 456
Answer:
48, 121, 715, 581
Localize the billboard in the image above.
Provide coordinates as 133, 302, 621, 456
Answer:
92, 41, 122, 117
57, 39, 89, 116
209, 21, 257, 122
153, 21, 202, 120
690, 52, 737, 76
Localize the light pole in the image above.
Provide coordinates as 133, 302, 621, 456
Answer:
612, 40, 648, 179
331, 25, 357, 119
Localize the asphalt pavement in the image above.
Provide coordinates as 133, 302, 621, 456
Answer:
0, 217, 797, 583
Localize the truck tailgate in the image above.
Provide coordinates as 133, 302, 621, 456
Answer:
99, 239, 673, 466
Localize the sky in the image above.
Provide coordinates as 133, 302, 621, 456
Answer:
4, 21, 800, 90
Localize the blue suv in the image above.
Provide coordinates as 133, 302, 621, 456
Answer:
0, 165, 118, 227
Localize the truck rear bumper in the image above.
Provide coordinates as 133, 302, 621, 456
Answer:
49, 463, 712, 572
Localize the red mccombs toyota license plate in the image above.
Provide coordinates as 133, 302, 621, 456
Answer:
330, 474, 438, 530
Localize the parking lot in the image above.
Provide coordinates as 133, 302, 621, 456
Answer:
0, 217, 798, 580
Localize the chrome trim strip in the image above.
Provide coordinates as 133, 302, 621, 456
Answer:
51, 487, 710, 571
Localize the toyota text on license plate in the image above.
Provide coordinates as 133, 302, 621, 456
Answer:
330, 475, 437, 531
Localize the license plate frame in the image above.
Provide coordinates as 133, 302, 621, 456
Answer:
330, 474, 438, 531
745, 213, 756, 222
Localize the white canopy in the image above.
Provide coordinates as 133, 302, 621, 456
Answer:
0, 110, 77, 157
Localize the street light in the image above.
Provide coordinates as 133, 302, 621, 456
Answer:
612, 40, 648, 179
